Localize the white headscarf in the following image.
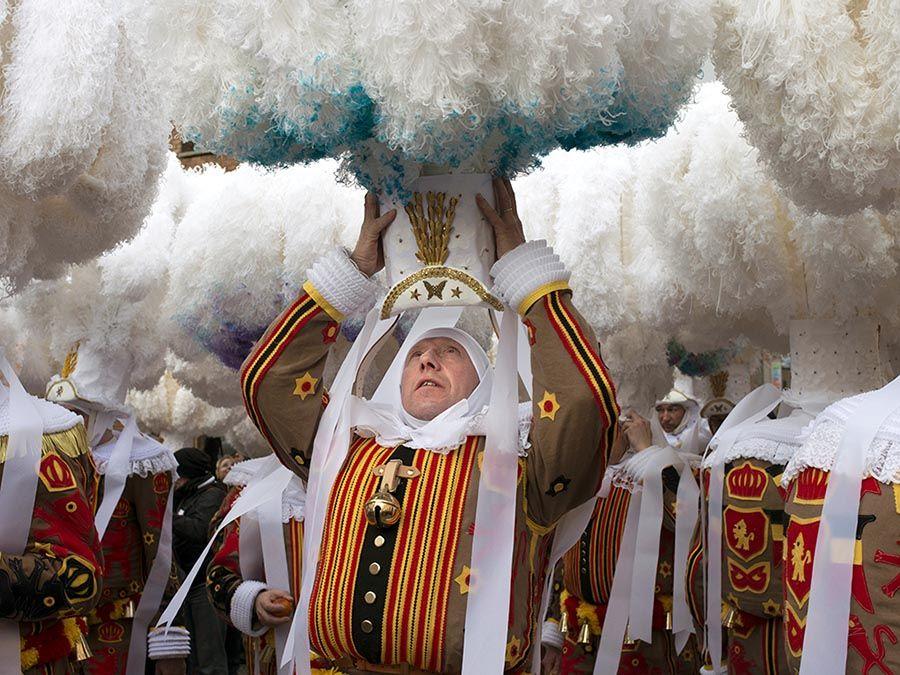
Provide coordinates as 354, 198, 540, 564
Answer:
654, 390, 711, 453
350, 327, 494, 453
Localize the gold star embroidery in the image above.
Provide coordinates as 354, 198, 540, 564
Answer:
293, 372, 319, 400
505, 636, 522, 665
450, 286, 462, 299
659, 560, 672, 578
538, 391, 560, 420
455, 566, 471, 595
410, 288, 422, 301
762, 598, 780, 617
143, 532, 155, 546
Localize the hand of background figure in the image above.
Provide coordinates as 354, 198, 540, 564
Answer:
621, 409, 653, 452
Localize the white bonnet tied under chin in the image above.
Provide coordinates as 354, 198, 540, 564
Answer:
350, 325, 495, 453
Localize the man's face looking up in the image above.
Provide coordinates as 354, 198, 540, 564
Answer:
656, 403, 686, 434
399, 337, 479, 421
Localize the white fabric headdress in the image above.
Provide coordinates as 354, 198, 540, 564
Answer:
350, 326, 493, 453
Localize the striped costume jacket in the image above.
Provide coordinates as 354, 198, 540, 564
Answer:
551, 469, 701, 674
211, 272, 618, 674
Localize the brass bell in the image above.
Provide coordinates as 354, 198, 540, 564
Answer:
666, 610, 674, 631
623, 624, 636, 647
559, 611, 570, 636
123, 599, 136, 619
364, 490, 402, 528
577, 621, 593, 646
723, 606, 737, 629
74, 631, 93, 661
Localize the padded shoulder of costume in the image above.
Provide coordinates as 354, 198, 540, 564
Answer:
0, 395, 81, 438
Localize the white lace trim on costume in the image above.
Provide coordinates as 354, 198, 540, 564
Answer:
702, 411, 813, 469
95, 453, 178, 478
605, 446, 698, 493
490, 240, 570, 313
223, 457, 306, 523
307, 247, 380, 317
783, 410, 900, 486
224, 457, 271, 487
719, 437, 800, 467
92, 433, 177, 477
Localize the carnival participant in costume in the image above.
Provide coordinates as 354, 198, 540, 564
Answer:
655, 389, 711, 454
701, 399, 735, 438
0, 355, 102, 673
207, 454, 310, 674
542, 409, 702, 674
699, 320, 891, 675
209, 177, 618, 674
46, 343, 189, 674
782, 375, 900, 673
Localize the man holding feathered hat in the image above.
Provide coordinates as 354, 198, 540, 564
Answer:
46, 340, 189, 674
207, 177, 618, 674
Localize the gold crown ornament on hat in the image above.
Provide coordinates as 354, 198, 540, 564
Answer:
379, 173, 504, 319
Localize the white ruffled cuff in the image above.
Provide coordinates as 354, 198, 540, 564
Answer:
490, 240, 570, 315
147, 626, 191, 660
229, 580, 269, 637
541, 619, 566, 650
305, 248, 379, 321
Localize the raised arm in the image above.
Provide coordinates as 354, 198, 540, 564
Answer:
240, 193, 393, 479
479, 178, 619, 528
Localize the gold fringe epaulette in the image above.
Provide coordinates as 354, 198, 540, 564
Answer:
0, 423, 88, 464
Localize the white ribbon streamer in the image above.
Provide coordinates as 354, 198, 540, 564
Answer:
156, 466, 294, 629
460, 307, 520, 674
285, 307, 396, 672
594, 445, 688, 672
94, 414, 138, 541
126, 478, 175, 672
531, 492, 600, 674
672, 457, 700, 651
259, 494, 292, 675
799, 376, 900, 675
0, 353, 45, 674
627, 446, 679, 642
594, 493, 642, 673
703, 384, 782, 673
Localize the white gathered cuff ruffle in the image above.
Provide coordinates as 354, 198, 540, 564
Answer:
230, 580, 269, 637
94, 453, 178, 478
306, 247, 380, 318
490, 240, 570, 314
147, 625, 191, 659
541, 620, 565, 650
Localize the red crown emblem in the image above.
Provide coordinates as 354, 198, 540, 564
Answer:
795, 468, 828, 505
98, 621, 125, 643
726, 461, 767, 501
112, 498, 131, 518
153, 472, 171, 495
